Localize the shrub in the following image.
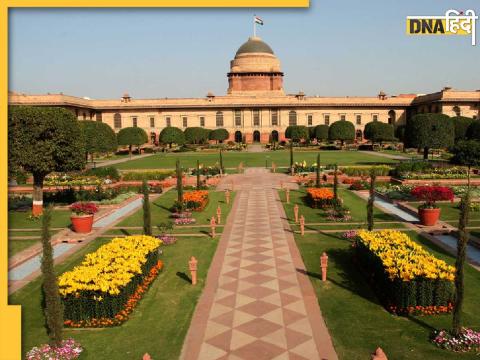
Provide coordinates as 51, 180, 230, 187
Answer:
184, 127, 209, 144
467, 121, 480, 140
315, 125, 329, 141
209, 128, 229, 143
392, 161, 433, 178
342, 165, 392, 177
452, 116, 475, 142
159, 127, 185, 147
85, 167, 120, 181
285, 125, 309, 142
355, 230, 455, 315
117, 127, 148, 155
411, 186, 454, 209
364, 121, 395, 145
349, 180, 368, 190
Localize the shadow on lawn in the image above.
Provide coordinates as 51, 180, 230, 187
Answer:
176, 271, 192, 284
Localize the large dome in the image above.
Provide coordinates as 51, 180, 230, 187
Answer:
235, 37, 274, 57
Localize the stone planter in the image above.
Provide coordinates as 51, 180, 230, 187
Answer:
71, 214, 94, 233
418, 208, 441, 226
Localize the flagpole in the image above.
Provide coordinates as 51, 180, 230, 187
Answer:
253, 15, 256, 37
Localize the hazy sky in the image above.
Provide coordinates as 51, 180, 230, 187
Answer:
8, 0, 480, 99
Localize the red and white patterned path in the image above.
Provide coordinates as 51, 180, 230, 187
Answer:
181, 168, 338, 360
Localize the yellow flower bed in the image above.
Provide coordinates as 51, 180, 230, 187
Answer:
356, 230, 455, 282
58, 235, 161, 297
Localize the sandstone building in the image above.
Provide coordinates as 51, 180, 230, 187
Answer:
8, 36, 480, 144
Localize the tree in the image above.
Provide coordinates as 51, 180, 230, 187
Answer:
159, 127, 185, 148
142, 179, 152, 236
184, 127, 209, 144
308, 126, 316, 141
209, 128, 229, 144
285, 125, 309, 143
404, 113, 454, 159
8, 106, 85, 215
315, 153, 321, 188
466, 121, 480, 141
328, 121, 355, 147
219, 149, 224, 173
333, 164, 338, 200
315, 125, 329, 142
452, 116, 475, 142
196, 159, 201, 189
117, 127, 148, 157
40, 207, 64, 346
176, 159, 184, 211
79, 121, 117, 162
367, 168, 376, 231
450, 140, 480, 335
289, 142, 294, 171
364, 121, 395, 147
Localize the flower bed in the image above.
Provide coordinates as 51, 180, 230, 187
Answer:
183, 190, 209, 211
431, 328, 480, 352
306, 188, 334, 208
354, 230, 455, 315
59, 235, 162, 327
191, 165, 221, 176
44, 173, 103, 187
26, 339, 83, 360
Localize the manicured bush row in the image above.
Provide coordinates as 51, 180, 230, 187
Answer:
121, 170, 174, 181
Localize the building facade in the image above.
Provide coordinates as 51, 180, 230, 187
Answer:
8, 36, 480, 144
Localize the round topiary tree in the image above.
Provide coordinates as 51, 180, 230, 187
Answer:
159, 126, 185, 148
328, 120, 355, 147
209, 128, 229, 144
308, 126, 316, 141
8, 106, 85, 215
79, 121, 117, 162
117, 127, 148, 157
405, 113, 454, 159
184, 127, 209, 144
364, 121, 395, 147
315, 125, 329, 142
466, 121, 480, 141
453, 116, 475, 142
285, 125, 309, 143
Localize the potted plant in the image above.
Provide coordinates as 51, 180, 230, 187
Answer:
411, 186, 454, 226
70, 202, 99, 233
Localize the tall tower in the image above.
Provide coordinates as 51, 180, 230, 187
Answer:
227, 36, 284, 95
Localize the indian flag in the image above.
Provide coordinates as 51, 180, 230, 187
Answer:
254, 16, 264, 25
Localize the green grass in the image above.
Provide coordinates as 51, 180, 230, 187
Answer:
294, 231, 479, 360
282, 188, 397, 224
8, 240, 39, 257
114, 150, 396, 170
9, 235, 219, 359
290, 222, 407, 232
9, 209, 71, 230
410, 202, 480, 222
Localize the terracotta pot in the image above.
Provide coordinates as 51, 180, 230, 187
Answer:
418, 208, 441, 226
71, 214, 94, 233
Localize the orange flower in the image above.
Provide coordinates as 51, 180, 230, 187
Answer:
306, 188, 334, 201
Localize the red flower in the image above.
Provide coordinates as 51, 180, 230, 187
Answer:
70, 202, 99, 215
411, 186, 454, 207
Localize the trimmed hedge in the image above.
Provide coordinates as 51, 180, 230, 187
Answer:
121, 170, 174, 181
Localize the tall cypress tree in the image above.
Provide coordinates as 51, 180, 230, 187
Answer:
289, 142, 294, 171
367, 168, 376, 231
196, 159, 201, 190
142, 179, 152, 236
40, 207, 64, 346
333, 164, 338, 200
219, 149, 224, 174
176, 159, 183, 211
315, 153, 321, 188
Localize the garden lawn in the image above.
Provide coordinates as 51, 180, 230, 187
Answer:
9, 209, 71, 230
106, 189, 235, 236
8, 239, 38, 258
9, 235, 219, 359
114, 150, 396, 170
294, 231, 479, 360
282, 188, 397, 225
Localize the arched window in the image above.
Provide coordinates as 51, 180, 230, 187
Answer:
388, 110, 396, 125
234, 131, 243, 143
289, 111, 297, 126
216, 111, 224, 127
114, 113, 122, 129
453, 106, 461, 117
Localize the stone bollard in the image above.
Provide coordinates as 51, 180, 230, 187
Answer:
300, 215, 305, 236
210, 216, 217, 238
285, 188, 290, 204
189, 256, 198, 285
272, 162, 276, 173
371, 347, 388, 360
217, 205, 222, 224
320, 252, 328, 282
225, 190, 230, 205
143, 353, 152, 360
294, 204, 299, 223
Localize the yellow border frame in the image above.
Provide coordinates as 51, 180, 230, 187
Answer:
1, 1, 308, 359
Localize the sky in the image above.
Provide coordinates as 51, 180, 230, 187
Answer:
8, 0, 480, 99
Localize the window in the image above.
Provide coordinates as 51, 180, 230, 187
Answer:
132, 117, 138, 127
83, 112, 87, 120
200, 116, 205, 127
166, 116, 171, 127
216, 111, 224, 127
388, 110, 396, 125
234, 110, 242, 127
356, 115, 362, 125
271, 110, 278, 126
114, 113, 122, 129
307, 114, 313, 126
340, 114, 346, 121
90, 111, 94, 120
96, 112, 102, 122
289, 111, 297, 126
324, 114, 330, 125
150, 117, 155, 128
253, 109, 260, 126
372, 114, 378, 122
182, 116, 188, 128
453, 106, 461, 117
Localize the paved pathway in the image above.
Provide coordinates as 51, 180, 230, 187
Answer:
181, 168, 337, 360
246, 144, 266, 153
359, 150, 409, 160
